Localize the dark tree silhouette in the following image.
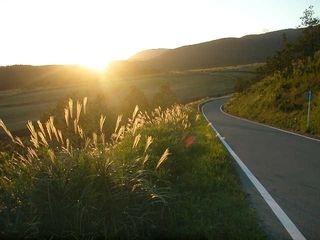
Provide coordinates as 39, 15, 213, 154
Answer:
258, 5, 320, 78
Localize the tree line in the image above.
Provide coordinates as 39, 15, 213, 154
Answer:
259, 5, 320, 77
235, 5, 320, 92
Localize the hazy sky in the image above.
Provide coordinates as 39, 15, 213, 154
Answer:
0, 0, 319, 69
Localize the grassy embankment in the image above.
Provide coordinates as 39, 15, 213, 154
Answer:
0, 64, 258, 132
225, 53, 320, 136
0, 98, 265, 239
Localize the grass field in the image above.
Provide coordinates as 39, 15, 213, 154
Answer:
0, 64, 258, 132
225, 55, 320, 136
0, 100, 266, 239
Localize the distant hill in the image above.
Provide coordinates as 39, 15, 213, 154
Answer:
0, 28, 304, 90
150, 29, 302, 70
129, 48, 170, 61
0, 65, 99, 90
109, 28, 303, 76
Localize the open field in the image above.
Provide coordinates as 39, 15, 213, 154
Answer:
0, 64, 258, 132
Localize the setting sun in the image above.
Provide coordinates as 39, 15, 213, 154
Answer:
1, 0, 316, 67
82, 61, 109, 72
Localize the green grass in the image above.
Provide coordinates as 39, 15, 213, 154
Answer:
0, 98, 266, 239
0, 64, 258, 132
225, 52, 320, 136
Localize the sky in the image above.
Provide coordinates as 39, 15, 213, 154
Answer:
0, 0, 319, 69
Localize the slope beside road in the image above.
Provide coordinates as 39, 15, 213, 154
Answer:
202, 97, 320, 240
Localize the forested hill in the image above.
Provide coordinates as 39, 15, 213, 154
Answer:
144, 28, 302, 70
129, 48, 170, 61
225, 10, 320, 136
109, 28, 302, 75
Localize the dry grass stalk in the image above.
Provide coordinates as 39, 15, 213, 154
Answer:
14, 137, 25, 147
66, 138, 70, 152
50, 120, 60, 143
114, 115, 122, 134
93, 132, 98, 147
64, 108, 69, 127
27, 121, 39, 148
115, 126, 125, 142
27, 121, 37, 139
144, 136, 153, 153
58, 130, 64, 145
100, 115, 106, 133
83, 97, 88, 114
45, 120, 52, 141
132, 118, 139, 135
37, 120, 46, 138
69, 98, 73, 119
143, 154, 150, 165
0, 119, 15, 143
76, 101, 82, 122
101, 133, 105, 146
132, 105, 139, 121
38, 132, 48, 146
27, 147, 39, 160
156, 148, 171, 169
132, 134, 141, 148
16, 152, 29, 164
78, 126, 84, 139
73, 119, 78, 135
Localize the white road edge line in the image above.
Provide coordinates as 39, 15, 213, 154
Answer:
220, 104, 320, 143
201, 103, 306, 240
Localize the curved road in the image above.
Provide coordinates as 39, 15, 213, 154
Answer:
202, 98, 320, 240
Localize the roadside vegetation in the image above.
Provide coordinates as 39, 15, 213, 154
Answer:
225, 6, 320, 136
0, 97, 266, 239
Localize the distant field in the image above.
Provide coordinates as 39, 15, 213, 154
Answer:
0, 64, 258, 132
115, 63, 260, 101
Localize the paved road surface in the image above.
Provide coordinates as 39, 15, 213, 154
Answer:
202, 98, 320, 240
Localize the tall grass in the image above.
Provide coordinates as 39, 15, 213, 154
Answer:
0, 98, 265, 239
225, 51, 320, 135
0, 98, 191, 239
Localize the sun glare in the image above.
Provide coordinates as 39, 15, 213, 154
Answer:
83, 61, 109, 72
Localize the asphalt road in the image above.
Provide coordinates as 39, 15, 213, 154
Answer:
202, 97, 320, 240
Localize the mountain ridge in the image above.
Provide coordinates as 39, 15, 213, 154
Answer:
129, 48, 170, 61
119, 28, 303, 74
